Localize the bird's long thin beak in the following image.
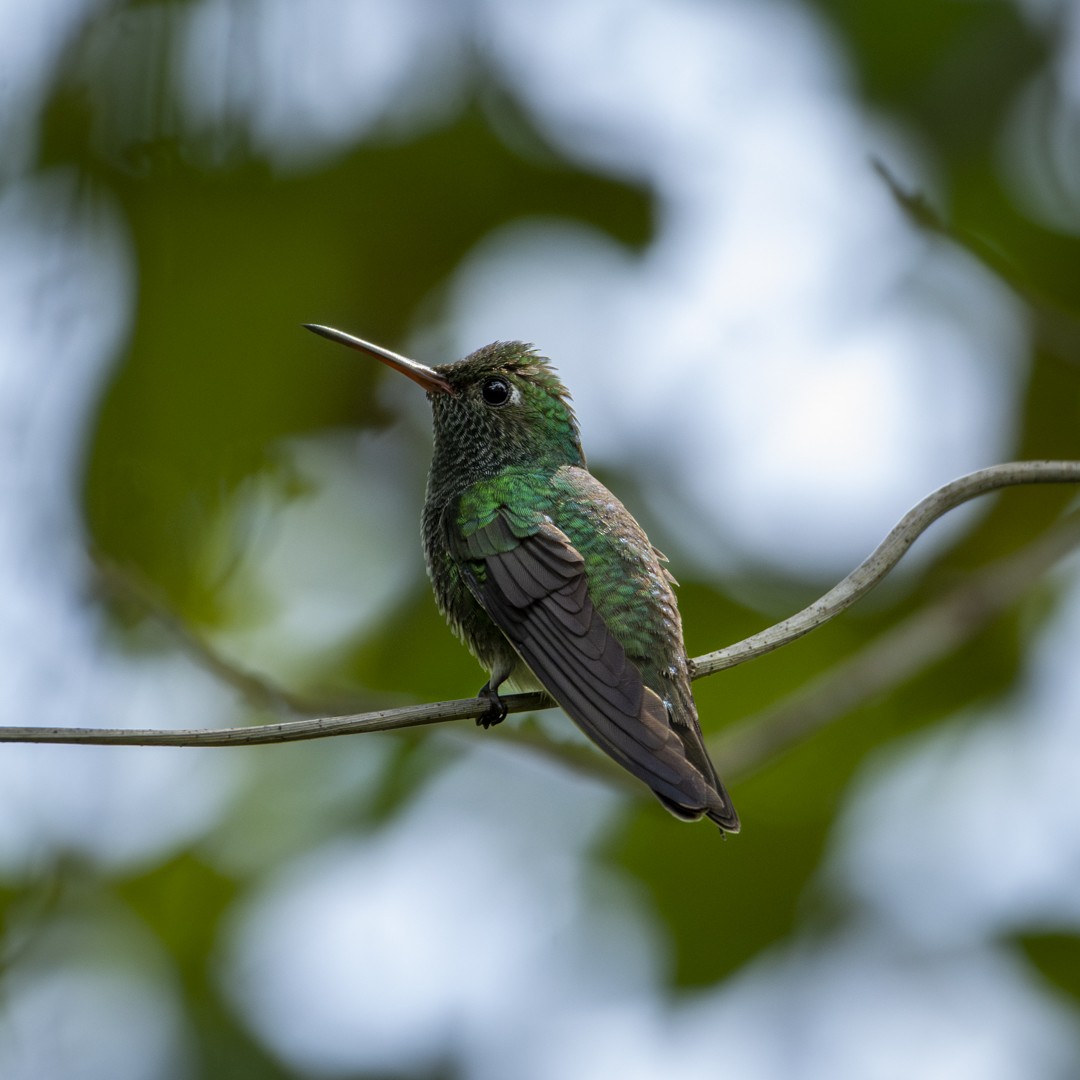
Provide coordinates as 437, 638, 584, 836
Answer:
304, 324, 454, 395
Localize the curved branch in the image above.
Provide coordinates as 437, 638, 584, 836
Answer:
712, 506, 1080, 777
690, 460, 1080, 676
1, 460, 1077, 748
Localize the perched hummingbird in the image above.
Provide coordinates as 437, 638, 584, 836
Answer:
306, 324, 739, 832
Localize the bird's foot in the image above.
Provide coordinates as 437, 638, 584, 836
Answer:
476, 681, 508, 729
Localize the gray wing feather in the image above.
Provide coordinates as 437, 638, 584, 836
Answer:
455, 514, 725, 817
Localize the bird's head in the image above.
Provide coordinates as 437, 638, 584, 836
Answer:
305, 325, 585, 475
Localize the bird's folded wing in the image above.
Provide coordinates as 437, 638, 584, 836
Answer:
454, 511, 716, 813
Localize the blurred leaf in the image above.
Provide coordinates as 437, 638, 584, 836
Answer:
1016, 931, 1080, 1005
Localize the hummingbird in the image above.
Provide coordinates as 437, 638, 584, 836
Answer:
305, 324, 739, 832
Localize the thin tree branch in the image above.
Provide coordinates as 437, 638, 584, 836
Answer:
712, 506, 1080, 777
690, 460, 1080, 676
1, 461, 1077, 748
0, 692, 553, 748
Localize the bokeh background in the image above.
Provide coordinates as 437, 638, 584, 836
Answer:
3, 0, 1080, 1077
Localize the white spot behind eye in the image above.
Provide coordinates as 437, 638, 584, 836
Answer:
508, 384, 522, 406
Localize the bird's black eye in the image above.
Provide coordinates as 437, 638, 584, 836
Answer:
481, 376, 512, 407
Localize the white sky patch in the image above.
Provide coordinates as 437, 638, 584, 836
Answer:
177, 0, 465, 166
220, 746, 647, 1076
824, 560, 1080, 946
478, 0, 846, 183
704, 932, 1080, 1080
0, 965, 188, 1080
0, 907, 190, 1080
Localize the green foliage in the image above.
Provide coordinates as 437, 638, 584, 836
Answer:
1018, 931, 1080, 1002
